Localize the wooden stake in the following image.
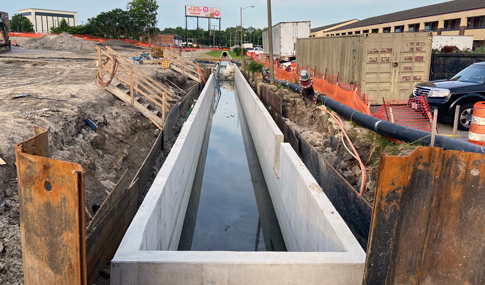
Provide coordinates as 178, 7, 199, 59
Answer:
149, 117, 163, 130
162, 93, 167, 123
130, 71, 134, 106
389, 107, 395, 123
167, 79, 186, 94
97, 48, 102, 79
453, 105, 460, 138
383, 97, 390, 122
431, 108, 438, 147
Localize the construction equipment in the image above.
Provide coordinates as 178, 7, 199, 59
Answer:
132, 53, 149, 64
151, 46, 163, 58
0, 13, 10, 53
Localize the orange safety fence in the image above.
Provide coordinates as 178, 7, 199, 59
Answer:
256, 59, 434, 132
8, 32, 43, 38
264, 63, 371, 115
312, 77, 371, 115
373, 97, 434, 132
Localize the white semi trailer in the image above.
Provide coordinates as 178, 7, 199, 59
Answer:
263, 21, 311, 61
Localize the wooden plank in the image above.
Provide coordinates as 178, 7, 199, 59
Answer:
104, 48, 172, 100
133, 81, 168, 112
170, 64, 201, 82
106, 47, 173, 99
164, 48, 198, 69
97, 48, 102, 78
130, 71, 134, 106
149, 117, 163, 130
167, 79, 186, 93
105, 85, 165, 127
86, 170, 135, 285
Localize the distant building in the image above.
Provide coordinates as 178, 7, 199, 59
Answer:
174, 35, 183, 47
311, 0, 485, 48
18, 8, 77, 33
0, 12, 9, 29
156, 34, 174, 46
310, 19, 359, 38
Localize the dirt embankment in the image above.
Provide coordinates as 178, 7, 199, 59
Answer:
0, 43, 195, 284
261, 84, 417, 205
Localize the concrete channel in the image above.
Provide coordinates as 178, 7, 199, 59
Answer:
111, 65, 365, 284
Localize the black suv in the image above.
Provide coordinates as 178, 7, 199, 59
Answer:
412, 62, 485, 131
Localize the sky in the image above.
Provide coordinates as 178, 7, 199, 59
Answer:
3, 0, 446, 30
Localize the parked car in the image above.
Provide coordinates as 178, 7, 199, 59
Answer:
411, 62, 485, 131
253, 47, 263, 55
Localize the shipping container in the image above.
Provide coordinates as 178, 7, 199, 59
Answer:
263, 21, 310, 60
296, 33, 433, 104
430, 53, 485, 80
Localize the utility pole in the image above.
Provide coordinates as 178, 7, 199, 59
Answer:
267, 0, 274, 84
212, 24, 217, 47
240, 6, 254, 71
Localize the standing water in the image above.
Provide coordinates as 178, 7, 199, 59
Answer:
178, 64, 286, 251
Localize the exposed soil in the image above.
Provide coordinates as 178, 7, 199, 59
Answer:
259, 83, 418, 205
0, 38, 202, 284
12, 33, 98, 52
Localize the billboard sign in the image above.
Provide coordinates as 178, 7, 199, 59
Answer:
185, 6, 221, 18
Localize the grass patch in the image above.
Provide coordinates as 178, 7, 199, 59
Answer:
204, 50, 242, 59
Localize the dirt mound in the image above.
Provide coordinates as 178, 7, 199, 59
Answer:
20, 33, 98, 51
101, 40, 141, 49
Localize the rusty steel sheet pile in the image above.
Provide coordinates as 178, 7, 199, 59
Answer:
364, 146, 485, 284
15, 126, 86, 285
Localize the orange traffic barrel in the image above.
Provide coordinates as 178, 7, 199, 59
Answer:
468, 102, 485, 146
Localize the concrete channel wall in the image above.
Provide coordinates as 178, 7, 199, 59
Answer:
111, 71, 365, 284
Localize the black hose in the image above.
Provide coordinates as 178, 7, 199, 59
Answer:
262, 71, 485, 154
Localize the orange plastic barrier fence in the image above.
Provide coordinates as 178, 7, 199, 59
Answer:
8, 32, 43, 38
268, 64, 371, 115
373, 97, 434, 132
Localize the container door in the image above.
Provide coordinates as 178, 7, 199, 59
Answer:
361, 34, 396, 105
395, 33, 432, 101
362, 33, 432, 104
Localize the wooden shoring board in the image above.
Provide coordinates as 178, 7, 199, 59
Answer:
170, 64, 201, 82
98, 46, 174, 103
163, 48, 198, 69
101, 60, 167, 108
85, 170, 136, 284
105, 47, 173, 99
105, 86, 165, 127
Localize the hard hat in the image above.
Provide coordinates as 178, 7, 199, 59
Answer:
300, 69, 310, 81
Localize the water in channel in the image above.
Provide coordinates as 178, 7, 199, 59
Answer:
178, 65, 286, 252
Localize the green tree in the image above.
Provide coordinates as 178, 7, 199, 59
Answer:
10, 14, 34, 32
127, 0, 159, 39
88, 9, 133, 39
51, 18, 69, 33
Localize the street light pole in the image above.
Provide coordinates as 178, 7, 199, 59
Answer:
267, 0, 274, 84
258, 36, 261, 46
240, 5, 254, 71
